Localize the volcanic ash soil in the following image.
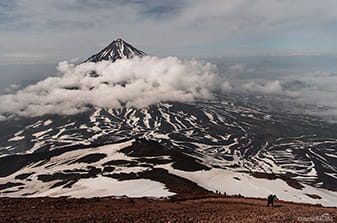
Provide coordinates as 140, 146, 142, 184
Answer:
1, 195, 336, 223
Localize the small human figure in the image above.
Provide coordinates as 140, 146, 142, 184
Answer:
129, 199, 135, 205
170, 197, 177, 203
266, 194, 277, 207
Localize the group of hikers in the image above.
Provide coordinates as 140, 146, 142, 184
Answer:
216, 191, 278, 207
215, 190, 278, 207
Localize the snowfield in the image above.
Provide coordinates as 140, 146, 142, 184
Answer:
36, 177, 175, 198
163, 165, 337, 207
0, 140, 336, 207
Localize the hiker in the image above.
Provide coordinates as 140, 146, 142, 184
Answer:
266, 194, 278, 207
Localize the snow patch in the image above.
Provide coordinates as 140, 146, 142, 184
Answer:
43, 120, 53, 126
36, 176, 175, 198
8, 136, 25, 142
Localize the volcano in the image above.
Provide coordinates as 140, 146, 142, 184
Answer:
0, 39, 336, 206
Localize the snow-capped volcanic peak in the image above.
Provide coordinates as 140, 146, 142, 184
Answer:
84, 38, 146, 63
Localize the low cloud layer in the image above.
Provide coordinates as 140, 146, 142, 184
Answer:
1, 56, 337, 122
218, 60, 337, 121
0, 56, 229, 120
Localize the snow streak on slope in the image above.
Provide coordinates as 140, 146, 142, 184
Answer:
1, 94, 337, 192
1, 140, 336, 207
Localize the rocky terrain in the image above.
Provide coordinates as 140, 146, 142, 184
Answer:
1, 139, 336, 206
1, 195, 336, 223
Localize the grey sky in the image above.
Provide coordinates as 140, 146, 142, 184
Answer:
1, 0, 337, 64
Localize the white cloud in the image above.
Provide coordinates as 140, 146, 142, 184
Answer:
0, 56, 231, 118
3, 84, 21, 93
229, 64, 246, 73
241, 80, 283, 94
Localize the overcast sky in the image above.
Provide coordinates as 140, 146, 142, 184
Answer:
1, 0, 337, 64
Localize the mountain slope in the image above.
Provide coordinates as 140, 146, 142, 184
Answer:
0, 40, 337, 206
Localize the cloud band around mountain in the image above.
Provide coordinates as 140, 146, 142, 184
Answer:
0, 56, 230, 120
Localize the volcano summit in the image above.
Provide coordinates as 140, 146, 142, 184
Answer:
84, 39, 146, 63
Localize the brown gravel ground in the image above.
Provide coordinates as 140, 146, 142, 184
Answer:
0, 194, 336, 223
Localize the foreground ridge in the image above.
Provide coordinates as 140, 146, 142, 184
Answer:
0, 196, 336, 223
